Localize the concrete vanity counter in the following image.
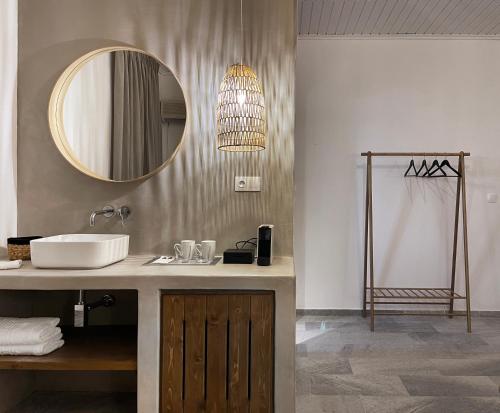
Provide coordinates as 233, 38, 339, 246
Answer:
0, 256, 296, 413
0, 256, 295, 286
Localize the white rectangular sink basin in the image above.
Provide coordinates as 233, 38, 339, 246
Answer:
30, 234, 129, 269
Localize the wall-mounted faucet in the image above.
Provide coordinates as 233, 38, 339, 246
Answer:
90, 205, 131, 227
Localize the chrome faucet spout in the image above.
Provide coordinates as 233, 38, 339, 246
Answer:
89, 211, 99, 227
89, 206, 115, 227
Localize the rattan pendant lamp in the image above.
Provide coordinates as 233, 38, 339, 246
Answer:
216, 0, 266, 152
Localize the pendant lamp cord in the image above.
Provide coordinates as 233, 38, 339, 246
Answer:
240, 0, 243, 66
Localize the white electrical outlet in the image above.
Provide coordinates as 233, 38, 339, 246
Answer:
235, 176, 261, 192
487, 193, 498, 203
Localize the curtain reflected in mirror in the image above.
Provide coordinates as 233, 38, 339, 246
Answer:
62, 50, 186, 181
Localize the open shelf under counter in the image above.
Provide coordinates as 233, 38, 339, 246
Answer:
8, 391, 136, 413
0, 326, 137, 371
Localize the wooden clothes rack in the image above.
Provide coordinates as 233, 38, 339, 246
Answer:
361, 151, 472, 332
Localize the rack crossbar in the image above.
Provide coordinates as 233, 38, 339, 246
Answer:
361, 152, 470, 157
370, 301, 451, 306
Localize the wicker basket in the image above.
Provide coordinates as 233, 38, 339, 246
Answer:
7, 236, 42, 261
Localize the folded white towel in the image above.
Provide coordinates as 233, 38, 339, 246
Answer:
0, 327, 63, 346
0, 317, 61, 345
0, 260, 22, 270
0, 338, 64, 356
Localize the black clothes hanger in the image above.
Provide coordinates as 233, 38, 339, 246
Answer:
404, 158, 418, 177
416, 159, 430, 177
439, 159, 461, 177
426, 159, 447, 177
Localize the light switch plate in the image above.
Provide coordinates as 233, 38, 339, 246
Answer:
235, 176, 261, 192
487, 193, 498, 203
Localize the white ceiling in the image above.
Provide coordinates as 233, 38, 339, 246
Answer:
298, 0, 500, 36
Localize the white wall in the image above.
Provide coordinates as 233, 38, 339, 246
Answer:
296, 38, 500, 311
0, 0, 18, 256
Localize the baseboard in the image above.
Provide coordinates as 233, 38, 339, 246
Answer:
296, 309, 360, 316
296, 309, 500, 317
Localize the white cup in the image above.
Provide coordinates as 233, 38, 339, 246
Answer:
196, 240, 216, 263
174, 240, 196, 262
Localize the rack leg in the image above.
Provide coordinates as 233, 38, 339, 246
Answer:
362, 156, 370, 318
368, 153, 375, 332
460, 152, 472, 333
449, 162, 461, 318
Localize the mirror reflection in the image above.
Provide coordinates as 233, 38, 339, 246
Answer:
62, 50, 186, 181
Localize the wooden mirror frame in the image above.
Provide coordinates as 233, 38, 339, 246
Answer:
48, 46, 188, 183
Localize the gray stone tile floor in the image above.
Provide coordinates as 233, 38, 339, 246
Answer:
296, 315, 500, 412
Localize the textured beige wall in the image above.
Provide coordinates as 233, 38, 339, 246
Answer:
18, 0, 295, 256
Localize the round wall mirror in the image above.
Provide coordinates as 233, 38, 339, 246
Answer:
49, 47, 187, 182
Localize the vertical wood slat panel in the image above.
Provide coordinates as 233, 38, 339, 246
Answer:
206, 295, 229, 413
184, 295, 207, 413
249, 294, 274, 413
162, 292, 274, 413
228, 295, 251, 413
161, 295, 184, 413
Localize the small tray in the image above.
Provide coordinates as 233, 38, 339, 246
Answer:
144, 256, 222, 266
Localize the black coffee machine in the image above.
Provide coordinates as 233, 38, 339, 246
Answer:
257, 224, 274, 266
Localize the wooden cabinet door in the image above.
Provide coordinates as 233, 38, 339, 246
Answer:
161, 292, 274, 413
